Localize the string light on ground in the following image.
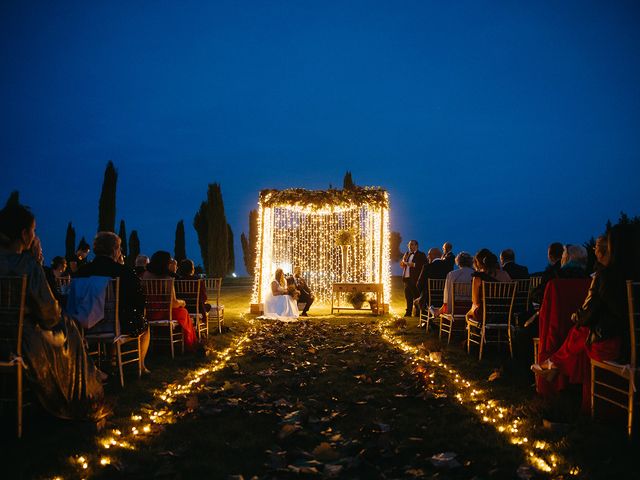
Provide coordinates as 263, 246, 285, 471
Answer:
52, 316, 258, 479
379, 314, 580, 477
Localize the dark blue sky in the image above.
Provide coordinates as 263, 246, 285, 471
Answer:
2, 1, 639, 274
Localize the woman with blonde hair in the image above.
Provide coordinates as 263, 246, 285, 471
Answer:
262, 268, 299, 320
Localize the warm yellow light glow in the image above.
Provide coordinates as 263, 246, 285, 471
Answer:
251, 193, 391, 305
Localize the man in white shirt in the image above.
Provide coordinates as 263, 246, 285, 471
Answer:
400, 240, 427, 317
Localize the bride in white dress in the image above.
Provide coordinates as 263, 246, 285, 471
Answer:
262, 268, 300, 321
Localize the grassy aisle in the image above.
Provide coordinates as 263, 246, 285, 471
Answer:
94, 317, 524, 479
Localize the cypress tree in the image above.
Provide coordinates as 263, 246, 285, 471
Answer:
175, 220, 186, 262
5, 191, 20, 207
241, 209, 258, 276
206, 183, 228, 277
226, 223, 235, 275
193, 201, 209, 273
129, 230, 140, 266
343, 171, 355, 190
65, 222, 76, 262
118, 219, 128, 257
98, 160, 118, 232
77, 237, 90, 254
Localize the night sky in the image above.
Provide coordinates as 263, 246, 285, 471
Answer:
2, 1, 639, 275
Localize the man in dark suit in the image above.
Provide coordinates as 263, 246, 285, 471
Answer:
401, 240, 427, 317
293, 266, 314, 316
500, 249, 529, 279
441, 242, 455, 271
415, 247, 454, 311
530, 242, 564, 304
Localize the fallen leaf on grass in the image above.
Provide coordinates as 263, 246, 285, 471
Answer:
311, 442, 340, 461
278, 423, 302, 439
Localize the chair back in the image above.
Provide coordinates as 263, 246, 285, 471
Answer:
628, 281, 640, 371
512, 278, 531, 314
427, 278, 446, 308
0, 276, 27, 359
54, 276, 71, 296
103, 278, 120, 336
528, 276, 542, 303
142, 278, 174, 321
175, 279, 201, 318
204, 277, 222, 305
481, 281, 516, 326
451, 282, 472, 316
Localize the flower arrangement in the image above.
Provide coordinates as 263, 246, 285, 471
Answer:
335, 228, 355, 246
346, 291, 367, 308
259, 186, 389, 210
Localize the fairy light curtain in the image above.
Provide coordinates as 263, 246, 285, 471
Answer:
251, 187, 391, 306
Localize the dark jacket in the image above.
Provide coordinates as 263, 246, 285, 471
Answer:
502, 261, 529, 280
574, 271, 629, 351
77, 256, 147, 335
441, 251, 455, 271
402, 250, 428, 285
417, 258, 453, 293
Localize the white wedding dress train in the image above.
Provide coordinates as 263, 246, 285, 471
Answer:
262, 291, 299, 321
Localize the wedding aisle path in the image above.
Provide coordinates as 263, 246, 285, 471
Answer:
93, 318, 525, 479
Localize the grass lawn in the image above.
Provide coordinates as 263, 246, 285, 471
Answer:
0, 277, 636, 479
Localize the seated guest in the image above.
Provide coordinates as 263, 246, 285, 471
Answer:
431, 251, 474, 316
51, 256, 68, 278
415, 247, 453, 311
532, 224, 640, 411
0, 203, 106, 421
76, 232, 151, 372
168, 257, 179, 278
143, 251, 197, 351
177, 258, 210, 317
68, 241, 90, 275
499, 249, 529, 279
466, 249, 512, 322
441, 242, 455, 271
559, 244, 589, 278
134, 254, 149, 278
293, 266, 314, 317
592, 235, 608, 276
530, 242, 564, 304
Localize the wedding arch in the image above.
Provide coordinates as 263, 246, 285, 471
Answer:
250, 187, 391, 310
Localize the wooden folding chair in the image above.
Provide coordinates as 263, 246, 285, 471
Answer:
175, 279, 208, 339
142, 278, 184, 358
0, 275, 27, 438
439, 282, 472, 345
204, 277, 224, 333
466, 281, 517, 360
419, 278, 446, 333
591, 281, 639, 438
83, 278, 143, 387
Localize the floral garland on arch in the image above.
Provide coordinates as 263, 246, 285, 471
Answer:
259, 187, 389, 211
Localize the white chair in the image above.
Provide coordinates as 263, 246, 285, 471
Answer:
0, 275, 28, 438
466, 281, 517, 360
142, 278, 184, 358
204, 277, 224, 333
439, 282, 472, 345
419, 278, 446, 333
175, 279, 208, 339
83, 278, 143, 388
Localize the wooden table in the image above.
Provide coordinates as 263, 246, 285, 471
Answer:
331, 282, 384, 315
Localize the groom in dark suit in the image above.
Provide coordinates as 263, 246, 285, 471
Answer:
401, 240, 427, 317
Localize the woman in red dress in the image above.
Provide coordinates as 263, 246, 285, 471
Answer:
143, 251, 198, 351
532, 224, 640, 410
